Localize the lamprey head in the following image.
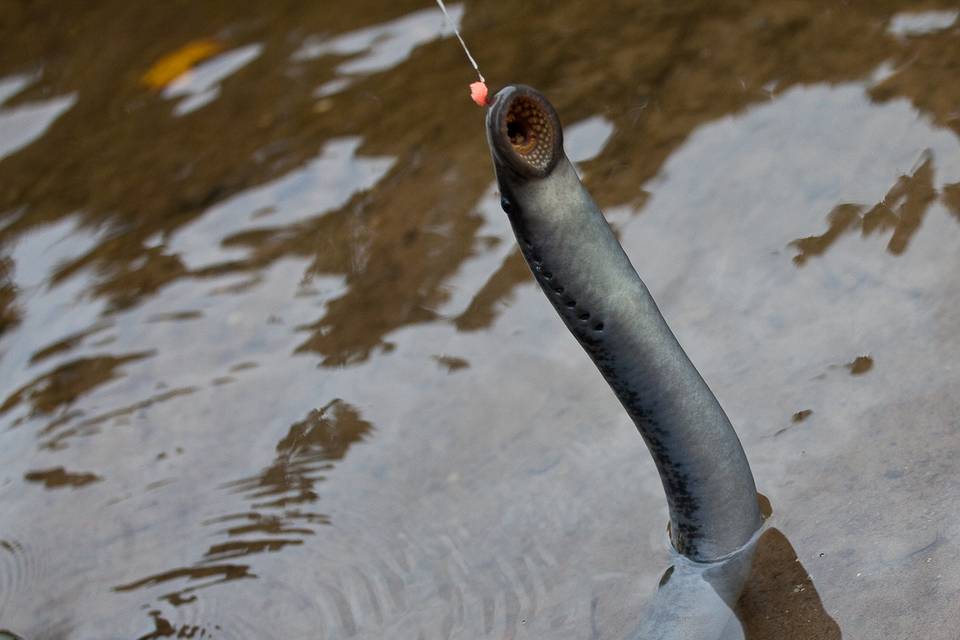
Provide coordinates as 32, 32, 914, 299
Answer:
485, 85, 563, 179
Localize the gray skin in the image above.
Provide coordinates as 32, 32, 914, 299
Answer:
484, 85, 765, 638
484, 85, 763, 563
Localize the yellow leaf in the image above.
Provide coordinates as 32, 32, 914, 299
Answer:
142, 39, 224, 90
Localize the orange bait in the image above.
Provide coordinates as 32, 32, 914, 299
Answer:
470, 81, 489, 107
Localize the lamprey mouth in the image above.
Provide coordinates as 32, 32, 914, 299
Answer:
486, 85, 563, 178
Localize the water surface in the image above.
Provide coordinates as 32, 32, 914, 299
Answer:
2, 1, 960, 638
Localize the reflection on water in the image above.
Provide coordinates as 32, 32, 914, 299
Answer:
292, 4, 463, 77
166, 136, 394, 272
790, 151, 943, 264
164, 44, 265, 117
23, 466, 102, 489
41, 385, 197, 452
735, 529, 841, 640
2, 0, 960, 637
846, 356, 874, 376
432, 353, 470, 372
888, 10, 959, 37
0, 256, 17, 337
0, 73, 76, 161
115, 399, 371, 607
141, 39, 225, 91
1, 351, 153, 419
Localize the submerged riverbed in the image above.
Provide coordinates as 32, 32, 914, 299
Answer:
2, 1, 960, 638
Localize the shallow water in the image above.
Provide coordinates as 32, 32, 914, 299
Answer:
2, 1, 960, 638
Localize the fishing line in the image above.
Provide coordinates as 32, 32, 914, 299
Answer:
435, 0, 489, 105
435, 0, 484, 82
